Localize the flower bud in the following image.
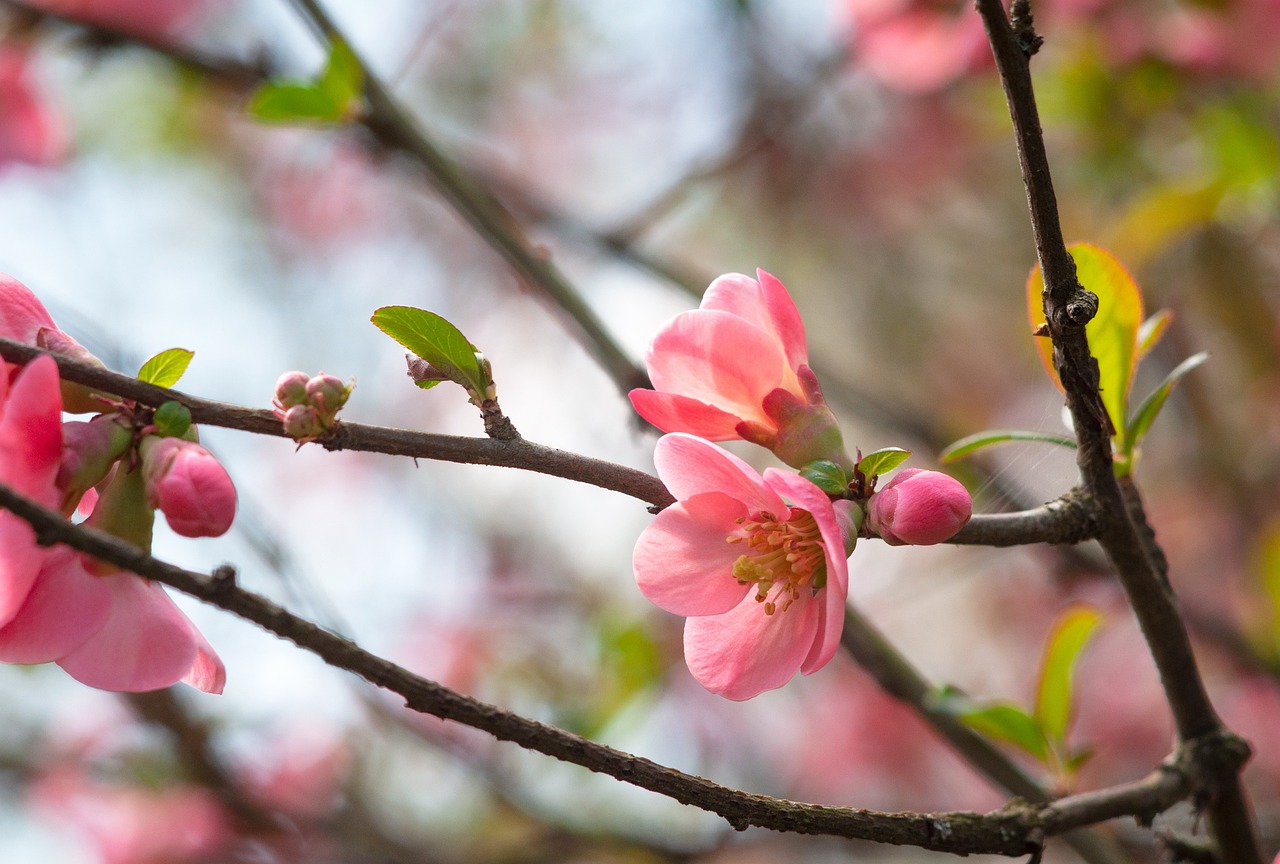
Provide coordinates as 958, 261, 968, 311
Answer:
56, 414, 131, 513
304, 373, 352, 414
868, 469, 971, 546
140, 436, 237, 538
280, 404, 324, 441
274, 370, 310, 409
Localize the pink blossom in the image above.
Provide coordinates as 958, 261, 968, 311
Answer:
24, 0, 214, 41
633, 433, 854, 700
843, 0, 991, 93
0, 45, 66, 169
629, 270, 847, 469
0, 273, 104, 412
867, 468, 971, 545
140, 435, 237, 538
0, 357, 225, 693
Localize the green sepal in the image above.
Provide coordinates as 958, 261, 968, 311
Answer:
800, 459, 849, 496
856, 447, 911, 478
371, 306, 490, 399
940, 429, 1076, 463
152, 400, 193, 439
137, 348, 194, 389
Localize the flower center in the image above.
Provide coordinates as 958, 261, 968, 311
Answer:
727, 507, 827, 615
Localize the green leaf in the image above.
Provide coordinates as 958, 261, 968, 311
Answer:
247, 83, 344, 123
800, 460, 849, 496
931, 688, 1047, 762
318, 38, 363, 111
939, 429, 1076, 463
152, 400, 193, 439
1028, 244, 1144, 444
1034, 605, 1102, 745
856, 447, 911, 478
1135, 310, 1173, 362
1123, 352, 1209, 459
371, 306, 488, 397
137, 348, 194, 388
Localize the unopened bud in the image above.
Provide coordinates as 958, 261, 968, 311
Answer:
56, 414, 131, 514
868, 469, 971, 546
140, 435, 237, 538
274, 371, 311, 409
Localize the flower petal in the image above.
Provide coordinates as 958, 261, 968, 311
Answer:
56, 576, 202, 692
628, 390, 746, 440
764, 469, 850, 674
0, 355, 63, 502
701, 270, 808, 373
646, 310, 789, 424
634, 492, 750, 616
182, 629, 226, 695
683, 590, 820, 700
0, 275, 58, 344
0, 547, 112, 663
653, 433, 784, 514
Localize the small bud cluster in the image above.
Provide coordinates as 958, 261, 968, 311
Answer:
273, 371, 353, 443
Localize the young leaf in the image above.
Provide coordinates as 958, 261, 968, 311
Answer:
856, 447, 911, 478
318, 38, 363, 112
957, 703, 1049, 762
939, 429, 1076, 463
137, 348, 194, 388
1027, 244, 1144, 441
1034, 605, 1102, 745
371, 306, 488, 397
247, 83, 343, 123
800, 459, 849, 496
1123, 352, 1210, 458
1135, 310, 1174, 362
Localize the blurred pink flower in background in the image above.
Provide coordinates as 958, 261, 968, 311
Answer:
842, 0, 990, 93
0, 45, 66, 169
25, 0, 214, 41
33, 768, 230, 864
630, 270, 847, 469
634, 433, 854, 700
867, 468, 971, 545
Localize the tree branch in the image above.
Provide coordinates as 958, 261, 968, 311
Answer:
0, 481, 1212, 856
973, 1, 1262, 859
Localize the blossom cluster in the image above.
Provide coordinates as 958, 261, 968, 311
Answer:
0, 275, 234, 693
629, 270, 971, 700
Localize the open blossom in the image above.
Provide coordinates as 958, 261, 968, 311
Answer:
868, 468, 971, 545
629, 270, 847, 470
0, 273, 104, 412
0, 356, 224, 692
634, 434, 855, 700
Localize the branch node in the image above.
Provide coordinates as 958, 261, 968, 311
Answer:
211, 564, 238, 591
1010, 0, 1044, 57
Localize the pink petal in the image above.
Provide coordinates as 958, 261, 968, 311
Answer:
634, 492, 751, 616
645, 310, 790, 424
0, 275, 58, 343
763, 469, 851, 674
0, 517, 47, 625
56, 576, 201, 692
683, 590, 820, 701
628, 390, 746, 440
653, 433, 784, 515
754, 269, 809, 371
181, 629, 226, 695
702, 271, 808, 373
0, 355, 64, 502
0, 546, 112, 663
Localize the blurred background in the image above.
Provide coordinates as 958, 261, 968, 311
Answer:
0, 0, 1278, 861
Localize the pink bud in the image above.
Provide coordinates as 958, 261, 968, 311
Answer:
304, 373, 352, 414
56, 414, 131, 513
280, 404, 324, 441
868, 469, 971, 546
273, 370, 310, 409
139, 436, 237, 538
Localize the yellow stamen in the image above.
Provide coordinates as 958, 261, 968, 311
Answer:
727, 508, 827, 615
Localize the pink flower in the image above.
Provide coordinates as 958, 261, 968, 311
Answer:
0, 357, 225, 693
24, 0, 214, 41
867, 468, 971, 545
629, 270, 847, 469
633, 433, 854, 700
0, 273, 104, 412
140, 435, 237, 538
0, 45, 66, 169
